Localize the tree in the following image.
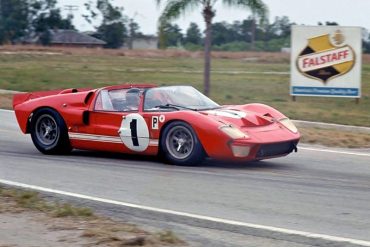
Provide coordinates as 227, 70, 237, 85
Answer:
185, 22, 202, 45
318, 21, 339, 26
31, 3, 75, 45
84, 0, 127, 48
156, 0, 268, 96
0, 0, 74, 45
96, 22, 126, 48
238, 18, 255, 44
158, 21, 183, 48
266, 16, 291, 39
212, 22, 234, 45
0, 0, 29, 44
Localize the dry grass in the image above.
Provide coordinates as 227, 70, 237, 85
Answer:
0, 188, 93, 217
300, 127, 370, 148
156, 230, 183, 244
4, 44, 370, 63
5, 44, 370, 63
0, 45, 291, 62
0, 187, 185, 246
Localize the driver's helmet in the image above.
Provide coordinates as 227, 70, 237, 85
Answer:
126, 88, 140, 109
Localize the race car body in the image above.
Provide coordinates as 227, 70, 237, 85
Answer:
13, 84, 300, 166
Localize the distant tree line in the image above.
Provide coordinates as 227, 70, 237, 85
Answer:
158, 16, 292, 52
159, 18, 370, 53
1, 0, 370, 54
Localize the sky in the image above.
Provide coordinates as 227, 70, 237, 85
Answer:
58, 0, 370, 35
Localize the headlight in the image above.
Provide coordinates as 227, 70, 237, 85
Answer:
219, 125, 249, 139
279, 118, 298, 133
230, 145, 251, 157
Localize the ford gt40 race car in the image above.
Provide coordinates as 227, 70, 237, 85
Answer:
13, 84, 300, 166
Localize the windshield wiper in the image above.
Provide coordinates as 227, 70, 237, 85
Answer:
155, 104, 197, 111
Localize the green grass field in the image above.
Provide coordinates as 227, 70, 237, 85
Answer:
0, 50, 369, 126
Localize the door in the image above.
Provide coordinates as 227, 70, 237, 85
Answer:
88, 88, 153, 154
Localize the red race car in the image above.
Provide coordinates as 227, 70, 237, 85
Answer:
13, 84, 300, 166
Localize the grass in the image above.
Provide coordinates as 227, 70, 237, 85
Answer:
0, 187, 93, 217
156, 230, 183, 244
52, 203, 93, 217
0, 49, 369, 126
299, 127, 370, 148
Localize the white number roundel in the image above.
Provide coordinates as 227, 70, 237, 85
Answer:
119, 113, 149, 152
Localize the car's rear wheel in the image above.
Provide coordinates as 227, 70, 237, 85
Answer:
30, 108, 71, 155
161, 121, 205, 166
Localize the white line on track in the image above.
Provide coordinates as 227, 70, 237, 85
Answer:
293, 120, 370, 132
299, 147, 370, 157
0, 179, 370, 246
0, 109, 15, 113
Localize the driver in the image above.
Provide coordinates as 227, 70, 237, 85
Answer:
125, 88, 140, 111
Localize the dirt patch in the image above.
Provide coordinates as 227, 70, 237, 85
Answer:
0, 212, 90, 247
3, 44, 370, 63
0, 45, 291, 62
0, 94, 13, 110
0, 187, 185, 247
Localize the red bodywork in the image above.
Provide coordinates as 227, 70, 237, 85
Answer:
13, 84, 300, 162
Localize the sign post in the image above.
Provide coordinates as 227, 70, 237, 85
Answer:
290, 26, 362, 100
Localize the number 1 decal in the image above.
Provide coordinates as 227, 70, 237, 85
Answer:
119, 113, 149, 152
130, 119, 139, 146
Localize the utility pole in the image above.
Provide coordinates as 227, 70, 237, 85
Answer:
250, 12, 256, 51
128, 17, 135, 50
64, 5, 78, 19
0, 0, 3, 23
128, 12, 145, 50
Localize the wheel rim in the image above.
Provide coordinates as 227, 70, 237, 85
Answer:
166, 126, 194, 160
35, 114, 59, 146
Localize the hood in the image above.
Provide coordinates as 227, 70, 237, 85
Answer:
199, 106, 275, 127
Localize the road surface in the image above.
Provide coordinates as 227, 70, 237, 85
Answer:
1, 110, 369, 246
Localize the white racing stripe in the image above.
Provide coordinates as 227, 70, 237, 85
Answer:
69, 132, 159, 146
300, 147, 370, 157
0, 179, 370, 246
69, 132, 122, 144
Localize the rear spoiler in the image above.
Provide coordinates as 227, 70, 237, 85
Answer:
12, 88, 92, 109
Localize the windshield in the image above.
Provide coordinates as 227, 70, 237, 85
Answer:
144, 86, 220, 111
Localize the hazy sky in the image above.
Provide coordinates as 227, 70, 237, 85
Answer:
58, 0, 370, 34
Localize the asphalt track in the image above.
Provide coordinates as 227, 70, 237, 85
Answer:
0, 109, 370, 246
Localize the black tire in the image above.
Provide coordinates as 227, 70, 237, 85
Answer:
160, 121, 205, 166
30, 108, 72, 155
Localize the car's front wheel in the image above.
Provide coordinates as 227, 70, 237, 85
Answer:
30, 108, 71, 155
161, 121, 205, 166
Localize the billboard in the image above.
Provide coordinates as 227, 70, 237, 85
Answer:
290, 26, 362, 98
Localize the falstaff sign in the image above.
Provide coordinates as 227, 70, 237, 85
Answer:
291, 26, 362, 98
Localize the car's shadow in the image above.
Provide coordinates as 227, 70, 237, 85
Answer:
70, 150, 163, 163
201, 159, 292, 171
69, 149, 293, 171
